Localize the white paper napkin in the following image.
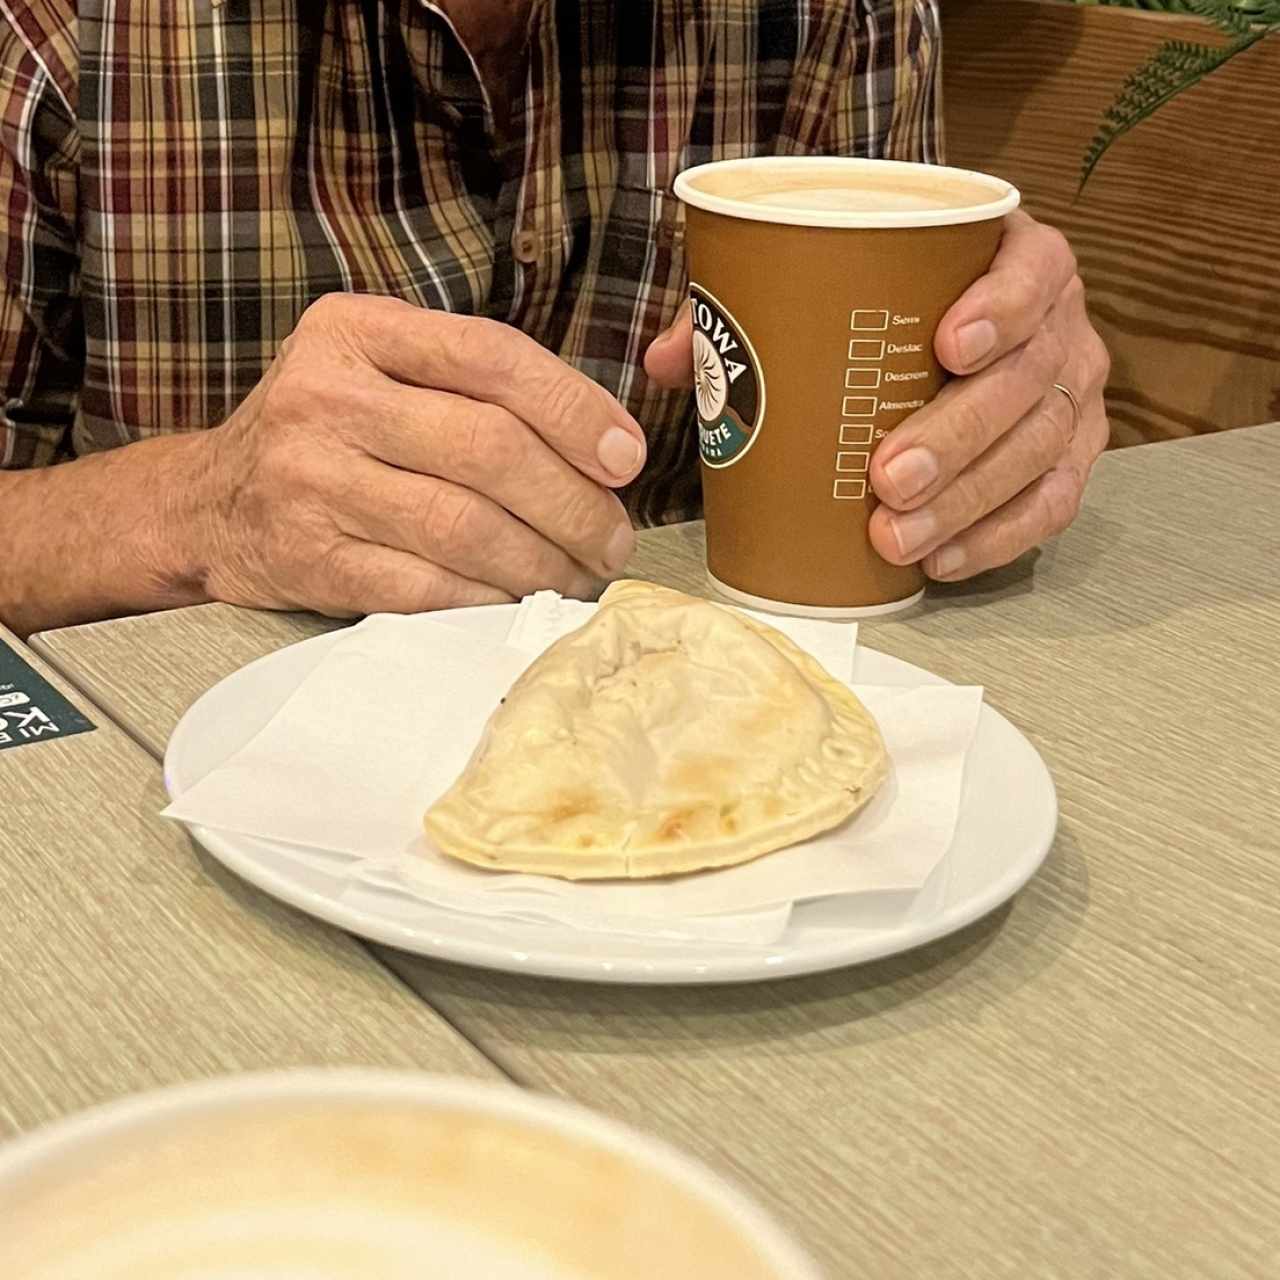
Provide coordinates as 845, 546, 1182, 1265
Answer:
163, 597, 982, 946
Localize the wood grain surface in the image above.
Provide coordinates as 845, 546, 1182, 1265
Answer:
944, 0, 1280, 446
30, 427, 1280, 1277
0, 634, 499, 1140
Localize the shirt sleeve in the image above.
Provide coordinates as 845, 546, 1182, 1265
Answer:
0, 27, 82, 470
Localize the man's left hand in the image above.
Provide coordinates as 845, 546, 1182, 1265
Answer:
866, 209, 1110, 580
646, 209, 1110, 580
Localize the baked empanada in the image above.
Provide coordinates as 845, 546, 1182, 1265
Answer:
425, 581, 887, 879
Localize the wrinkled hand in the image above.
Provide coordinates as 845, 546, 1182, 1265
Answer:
646, 209, 1110, 581
194, 294, 644, 616
866, 210, 1110, 580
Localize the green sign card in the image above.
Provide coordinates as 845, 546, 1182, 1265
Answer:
0, 638, 96, 752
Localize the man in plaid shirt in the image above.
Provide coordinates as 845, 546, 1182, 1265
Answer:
0, 2, 1108, 634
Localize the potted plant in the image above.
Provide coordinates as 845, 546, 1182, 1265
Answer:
1076, 0, 1279, 186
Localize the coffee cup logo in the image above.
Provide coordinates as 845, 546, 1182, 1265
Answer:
689, 284, 766, 469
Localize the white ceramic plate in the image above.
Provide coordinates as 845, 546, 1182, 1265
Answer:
164, 605, 1056, 985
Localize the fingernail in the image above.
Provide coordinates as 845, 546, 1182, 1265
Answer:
890, 509, 938, 560
604, 523, 634, 573
932, 543, 966, 578
956, 319, 997, 369
598, 426, 643, 478
882, 447, 938, 503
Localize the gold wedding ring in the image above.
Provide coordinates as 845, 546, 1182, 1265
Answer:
1052, 382, 1081, 444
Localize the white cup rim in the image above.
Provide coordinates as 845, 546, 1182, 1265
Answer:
0, 1068, 823, 1279
673, 155, 1020, 229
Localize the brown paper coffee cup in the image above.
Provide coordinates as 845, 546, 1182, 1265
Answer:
673, 157, 1020, 618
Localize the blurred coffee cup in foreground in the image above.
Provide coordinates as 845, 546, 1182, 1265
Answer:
0, 1070, 822, 1279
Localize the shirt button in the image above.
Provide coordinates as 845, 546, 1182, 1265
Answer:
513, 230, 539, 264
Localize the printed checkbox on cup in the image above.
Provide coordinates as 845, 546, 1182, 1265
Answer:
839, 423, 875, 446
841, 396, 878, 418
832, 479, 867, 500
848, 339, 886, 361
849, 309, 890, 331
836, 452, 870, 473
844, 368, 882, 389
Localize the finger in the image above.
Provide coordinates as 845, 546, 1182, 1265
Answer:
353, 380, 636, 577
870, 308, 1068, 510
299, 294, 648, 488
869, 382, 1077, 567
934, 210, 1077, 375
643, 302, 695, 389
307, 539, 515, 617
337, 462, 605, 601
1058, 274, 1113, 455
1028, 273, 1109, 474
916, 461, 1085, 583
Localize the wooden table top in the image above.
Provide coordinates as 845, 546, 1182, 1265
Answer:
0, 628, 500, 1139
30, 425, 1280, 1277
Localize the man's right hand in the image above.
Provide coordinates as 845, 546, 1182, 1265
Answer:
192, 294, 646, 616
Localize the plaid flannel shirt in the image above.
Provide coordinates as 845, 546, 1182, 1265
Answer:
0, 0, 942, 523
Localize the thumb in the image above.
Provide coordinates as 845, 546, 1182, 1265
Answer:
643, 301, 695, 389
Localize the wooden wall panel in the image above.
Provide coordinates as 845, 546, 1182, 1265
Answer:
943, 0, 1280, 445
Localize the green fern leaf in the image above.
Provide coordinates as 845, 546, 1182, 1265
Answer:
1078, 26, 1271, 190
1185, 0, 1260, 34
1079, 0, 1280, 21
